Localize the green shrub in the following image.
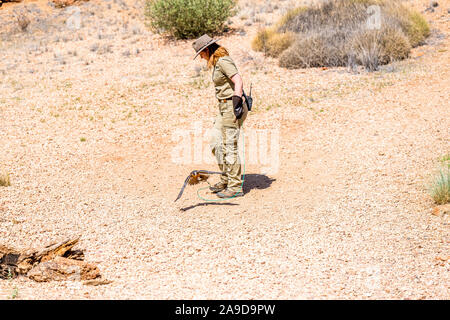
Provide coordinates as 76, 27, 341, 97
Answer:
145, 0, 237, 39
256, 0, 429, 70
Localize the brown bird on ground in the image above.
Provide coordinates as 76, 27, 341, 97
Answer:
175, 170, 224, 202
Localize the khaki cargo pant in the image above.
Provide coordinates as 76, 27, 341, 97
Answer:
209, 99, 248, 192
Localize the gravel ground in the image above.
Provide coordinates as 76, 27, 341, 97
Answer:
0, 0, 449, 299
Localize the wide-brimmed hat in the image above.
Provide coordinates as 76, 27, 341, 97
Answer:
192, 34, 221, 59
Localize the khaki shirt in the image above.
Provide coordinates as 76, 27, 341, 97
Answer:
212, 56, 238, 100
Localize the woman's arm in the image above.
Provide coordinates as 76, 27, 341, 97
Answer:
230, 73, 243, 97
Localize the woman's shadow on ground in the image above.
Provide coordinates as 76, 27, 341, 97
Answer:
242, 173, 275, 195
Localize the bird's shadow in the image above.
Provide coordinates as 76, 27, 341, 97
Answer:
242, 173, 275, 195
180, 202, 238, 212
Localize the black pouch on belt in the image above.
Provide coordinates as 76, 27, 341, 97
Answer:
232, 95, 244, 119
242, 83, 253, 112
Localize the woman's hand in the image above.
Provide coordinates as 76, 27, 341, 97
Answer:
232, 95, 244, 119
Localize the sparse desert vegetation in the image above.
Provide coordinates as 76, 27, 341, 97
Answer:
430, 155, 450, 205
253, 0, 430, 70
0, 172, 11, 187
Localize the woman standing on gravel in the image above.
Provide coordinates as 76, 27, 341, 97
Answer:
192, 34, 248, 199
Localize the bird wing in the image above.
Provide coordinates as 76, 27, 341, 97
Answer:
174, 170, 226, 202
196, 170, 224, 175
197, 170, 223, 182
174, 171, 196, 202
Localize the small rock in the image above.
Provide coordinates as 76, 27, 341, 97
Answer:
435, 255, 450, 262
193, 65, 202, 76
432, 207, 441, 216
97, 44, 113, 54
432, 204, 450, 216
131, 26, 141, 35
28, 4, 41, 14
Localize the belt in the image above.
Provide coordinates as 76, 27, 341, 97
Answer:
218, 97, 232, 103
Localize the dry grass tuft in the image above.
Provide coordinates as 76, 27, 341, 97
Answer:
430, 155, 450, 205
0, 172, 11, 187
386, 3, 430, 47
252, 28, 294, 58
351, 29, 383, 71
279, 30, 349, 69
378, 27, 412, 63
16, 13, 30, 32
276, 6, 308, 29
349, 26, 411, 71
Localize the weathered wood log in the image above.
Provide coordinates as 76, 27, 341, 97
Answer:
64, 249, 85, 261
27, 256, 100, 282
0, 237, 81, 279
0, 237, 107, 283
0, 0, 24, 6
36, 237, 80, 262
52, 0, 89, 8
